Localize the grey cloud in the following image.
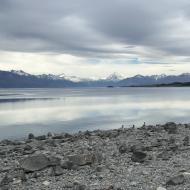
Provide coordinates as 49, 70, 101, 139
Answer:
0, 0, 190, 59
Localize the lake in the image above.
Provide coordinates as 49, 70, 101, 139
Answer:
0, 87, 190, 139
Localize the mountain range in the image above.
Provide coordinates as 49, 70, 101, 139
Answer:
1, 70, 190, 88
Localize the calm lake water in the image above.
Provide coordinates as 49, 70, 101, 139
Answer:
0, 87, 190, 139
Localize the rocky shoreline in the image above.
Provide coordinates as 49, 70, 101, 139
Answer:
1, 123, 190, 189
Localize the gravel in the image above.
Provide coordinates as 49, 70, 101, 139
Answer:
0, 122, 190, 189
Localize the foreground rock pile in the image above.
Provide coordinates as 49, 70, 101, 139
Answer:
1, 123, 190, 189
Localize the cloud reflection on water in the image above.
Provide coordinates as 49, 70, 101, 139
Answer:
0, 87, 190, 139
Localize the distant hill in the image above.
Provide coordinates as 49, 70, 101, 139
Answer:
0, 70, 76, 88
118, 73, 190, 86
1, 70, 190, 88
0, 70, 124, 88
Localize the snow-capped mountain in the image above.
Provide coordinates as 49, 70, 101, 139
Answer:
36, 73, 94, 82
1, 70, 190, 87
0, 70, 76, 88
10, 70, 31, 76
37, 74, 60, 80
58, 73, 93, 82
118, 73, 190, 86
105, 72, 124, 81
151, 74, 167, 80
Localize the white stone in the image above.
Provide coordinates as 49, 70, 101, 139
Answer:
130, 181, 138, 186
183, 172, 190, 176
12, 179, 22, 185
42, 181, 50, 186
157, 187, 166, 190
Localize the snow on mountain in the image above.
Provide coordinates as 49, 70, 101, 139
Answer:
119, 73, 190, 86
37, 74, 60, 80
131, 74, 167, 80
151, 74, 167, 80
133, 74, 144, 78
179, 73, 190, 77
105, 72, 124, 81
11, 70, 31, 76
6, 70, 190, 87
10, 70, 124, 82
58, 73, 93, 82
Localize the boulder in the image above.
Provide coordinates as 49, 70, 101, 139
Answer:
118, 144, 128, 154
131, 151, 147, 163
163, 122, 177, 134
166, 174, 185, 186
84, 130, 91, 136
47, 132, 54, 137
183, 136, 189, 146
23, 145, 33, 151
45, 139, 57, 147
130, 144, 145, 153
64, 133, 73, 138
168, 144, 178, 152
35, 135, 46, 141
23, 145, 35, 154
61, 160, 74, 169
42, 181, 50, 186
52, 135, 64, 140
28, 133, 35, 139
20, 154, 50, 172
96, 165, 105, 172
73, 181, 86, 190
73, 184, 86, 190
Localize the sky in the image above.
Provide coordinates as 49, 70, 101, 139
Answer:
0, 0, 190, 78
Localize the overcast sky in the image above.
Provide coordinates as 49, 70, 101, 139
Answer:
0, 0, 190, 78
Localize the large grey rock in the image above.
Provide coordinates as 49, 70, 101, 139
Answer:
68, 153, 96, 166
166, 174, 185, 186
163, 122, 177, 134
47, 132, 54, 137
35, 135, 46, 141
52, 135, 64, 140
20, 154, 50, 172
73, 184, 86, 190
45, 139, 57, 147
183, 136, 189, 146
131, 151, 147, 163
130, 144, 146, 153
61, 160, 78, 170
23, 145, 35, 155
28, 133, 35, 139
118, 144, 128, 154
73, 181, 86, 190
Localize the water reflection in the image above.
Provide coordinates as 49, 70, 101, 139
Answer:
0, 87, 190, 139
0, 98, 56, 103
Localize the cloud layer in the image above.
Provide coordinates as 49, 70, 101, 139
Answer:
0, 0, 190, 76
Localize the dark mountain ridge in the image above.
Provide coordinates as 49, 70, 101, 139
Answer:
1, 70, 190, 88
